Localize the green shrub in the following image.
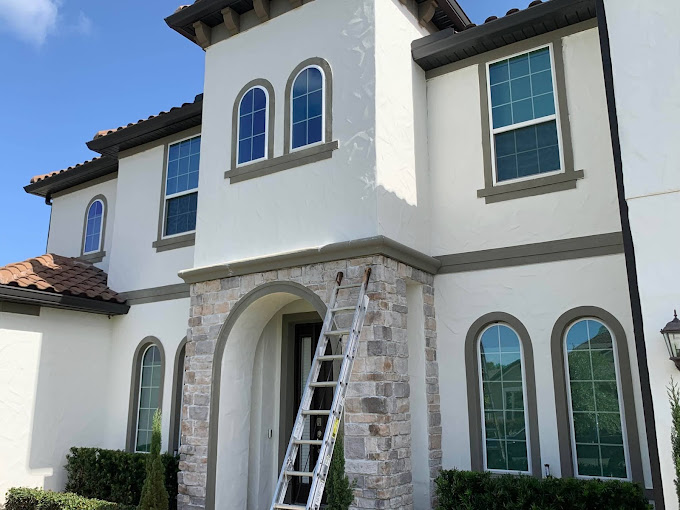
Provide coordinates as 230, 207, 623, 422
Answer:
5, 488, 135, 510
324, 432, 356, 510
139, 410, 169, 510
668, 378, 680, 505
435, 469, 651, 510
64, 446, 178, 509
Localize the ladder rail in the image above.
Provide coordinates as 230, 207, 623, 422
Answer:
270, 268, 371, 510
307, 292, 369, 510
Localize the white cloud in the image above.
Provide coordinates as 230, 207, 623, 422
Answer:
0, 0, 59, 45
75, 11, 92, 36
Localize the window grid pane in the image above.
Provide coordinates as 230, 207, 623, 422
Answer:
165, 136, 200, 236
238, 88, 267, 164
480, 325, 529, 472
566, 319, 628, 479
136, 346, 162, 453
84, 201, 103, 253
292, 68, 323, 150
489, 47, 560, 182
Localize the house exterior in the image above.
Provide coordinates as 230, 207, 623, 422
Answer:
0, 0, 675, 509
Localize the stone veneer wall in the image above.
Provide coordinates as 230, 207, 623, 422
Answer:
178, 255, 441, 510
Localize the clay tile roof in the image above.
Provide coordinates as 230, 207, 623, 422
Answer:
91, 95, 203, 141
29, 156, 106, 185
0, 254, 126, 304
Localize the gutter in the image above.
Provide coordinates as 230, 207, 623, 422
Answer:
0, 285, 130, 316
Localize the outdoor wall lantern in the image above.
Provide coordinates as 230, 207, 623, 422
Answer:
662, 310, 680, 370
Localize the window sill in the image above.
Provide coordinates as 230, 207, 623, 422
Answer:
152, 233, 195, 253
477, 169, 584, 204
80, 251, 106, 264
225, 140, 339, 184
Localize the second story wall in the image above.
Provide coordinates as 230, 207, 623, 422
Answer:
195, 0, 379, 269
107, 129, 199, 293
47, 177, 117, 272
427, 22, 621, 256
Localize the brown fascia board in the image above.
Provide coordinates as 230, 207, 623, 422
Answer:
436, 0, 472, 31
24, 157, 119, 198
0, 284, 130, 315
165, 0, 253, 44
412, 0, 597, 71
87, 95, 203, 157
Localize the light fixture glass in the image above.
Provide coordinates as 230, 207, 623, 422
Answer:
661, 310, 680, 370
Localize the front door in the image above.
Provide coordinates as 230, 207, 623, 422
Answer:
291, 322, 333, 505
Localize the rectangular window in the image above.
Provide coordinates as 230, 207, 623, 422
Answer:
487, 46, 562, 183
164, 136, 200, 237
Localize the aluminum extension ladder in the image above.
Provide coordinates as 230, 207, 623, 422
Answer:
270, 268, 372, 510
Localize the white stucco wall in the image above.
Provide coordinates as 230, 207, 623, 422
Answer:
106, 298, 191, 453
427, 27, 621, 256
603, 0, 680, 506
47, 178, 117, 272
107, 138, 196, 293
435, 254, 651, 487
374, 0, 431, 253
196, 0, 378, 269
0, 308, 113, 503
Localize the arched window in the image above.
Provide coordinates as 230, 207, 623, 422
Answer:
478, 324, 531, 473
237, 86, 269, 165
564, 318, 629, 479
291, 66, 324, 150
83, 199, 104, 255
135, 345, 163, 452
465, 313, 540, 476
127, 338, 165, 453
168, 339, 187, 455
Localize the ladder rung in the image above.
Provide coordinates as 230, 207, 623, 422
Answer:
302, 409, 330, 416
310, 381, 338, 388
285, 471, 314, 478
318, 354, 345, 361
337, 283, 362, 289
295, 439, 323, 446
325, 329, 350, 336
274, 505, 306, 510
331, 306, 356, 312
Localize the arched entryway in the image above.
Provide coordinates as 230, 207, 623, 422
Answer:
206, 282, 327, 510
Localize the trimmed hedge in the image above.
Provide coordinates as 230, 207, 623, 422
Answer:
5, 488, 135, 510
435, 470, 652, 510
64, 448, 179, 510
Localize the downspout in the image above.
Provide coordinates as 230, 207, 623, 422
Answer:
595, 1, 665, 507
45, 192, 53, 254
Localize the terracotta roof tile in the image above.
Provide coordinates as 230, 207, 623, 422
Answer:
0, 254, 126, 304
92, 95, 203, 141
462, 0, 546, 31
30, 156, 106, 184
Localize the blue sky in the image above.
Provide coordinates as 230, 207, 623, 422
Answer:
0, 0, 518, 267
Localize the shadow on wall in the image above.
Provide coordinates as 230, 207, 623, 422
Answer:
22, 309, 113, 492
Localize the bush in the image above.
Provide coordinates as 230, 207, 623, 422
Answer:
64, 447, 178, 509
5, 488, 135, 510
139, 410, 169, 510
435, 470, 651, 510
668, 378, 680, 505
324, 432, 356, 510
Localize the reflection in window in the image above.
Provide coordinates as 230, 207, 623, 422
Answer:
136, 345, 162, 453
565, 319, 628, 479
291, 67, 324, 150
238, 87, 268, 165
479, 324, 529, 472
488, 46, 562, 182
84, 200, 104, 254
164, 136, 200, 237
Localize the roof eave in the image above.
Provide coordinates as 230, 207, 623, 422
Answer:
86, 96, 203, 157
412, 0, 597, 71
437, 0, 472, 31
0, 284, 130, 315
24, 158, 119, 198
